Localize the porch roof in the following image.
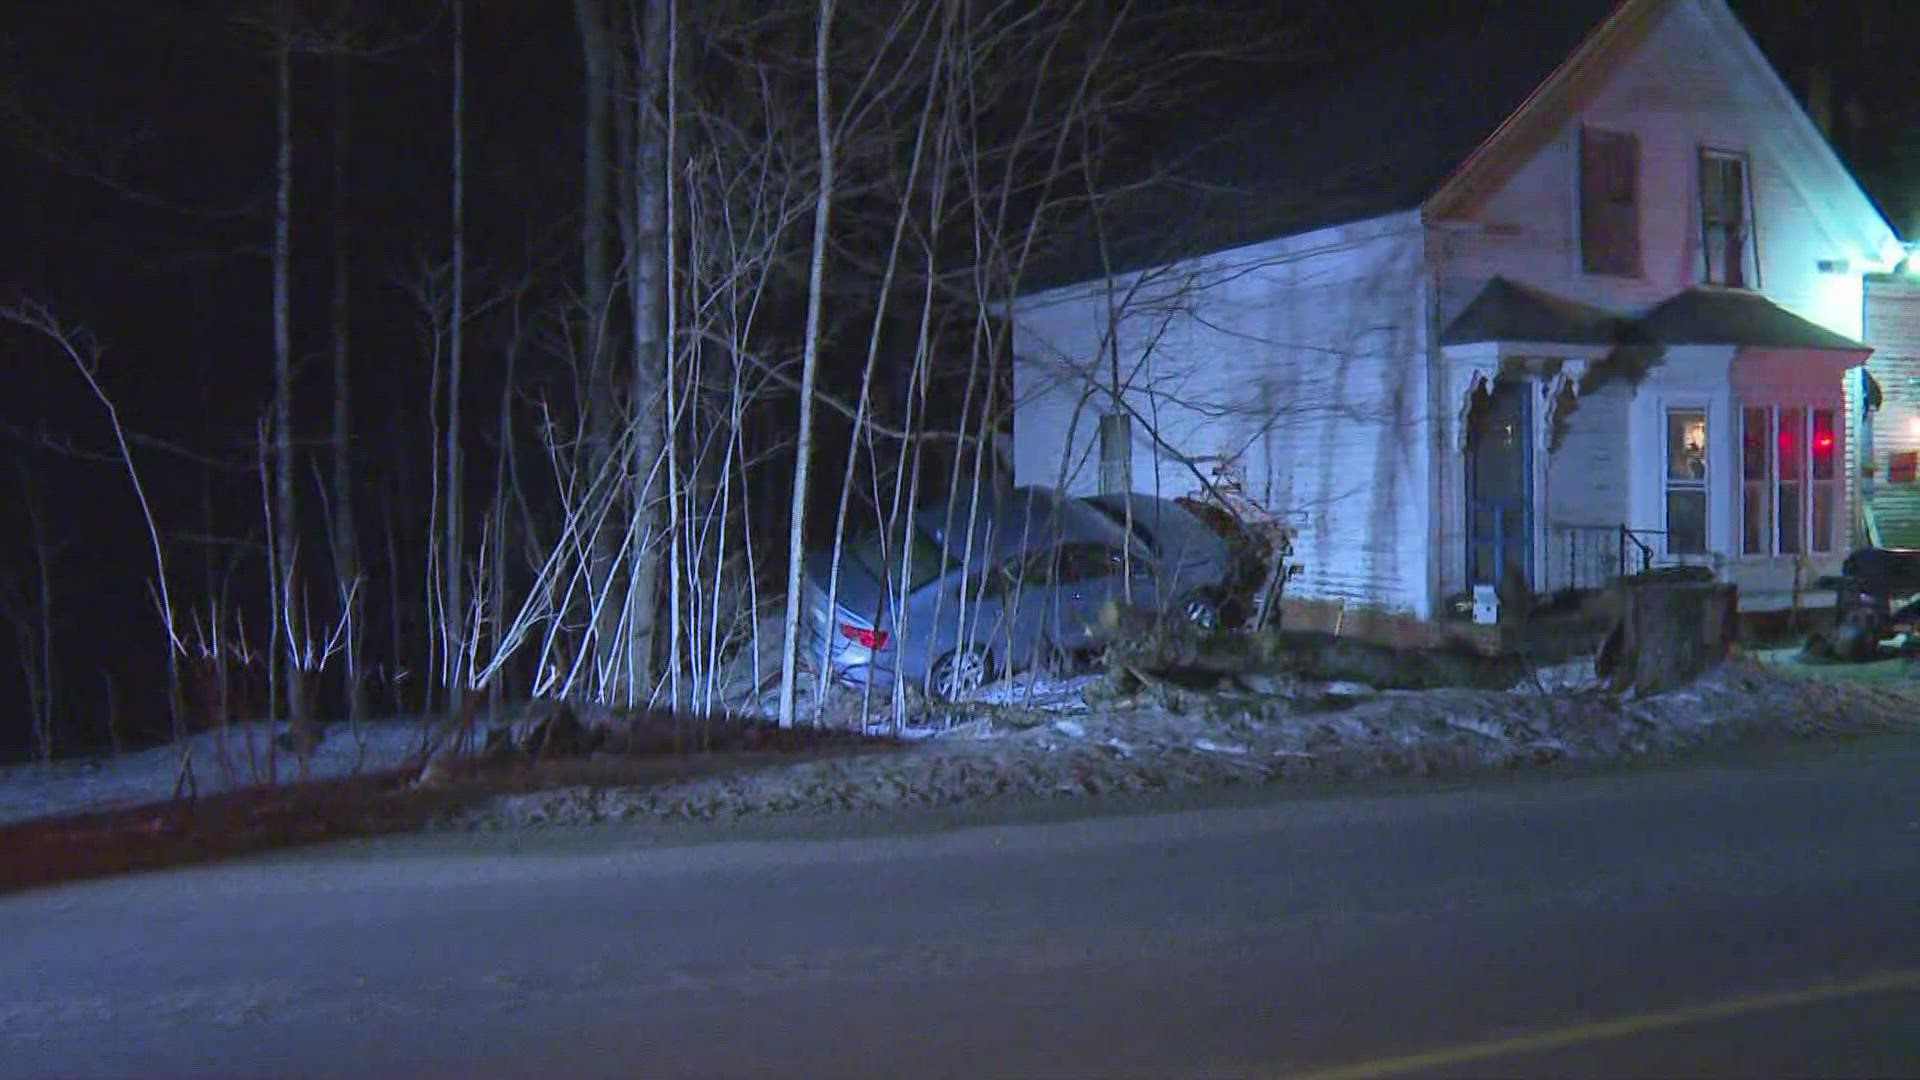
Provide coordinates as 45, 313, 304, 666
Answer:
1638, 288, 1869, 352
1440, 276, 1632, 346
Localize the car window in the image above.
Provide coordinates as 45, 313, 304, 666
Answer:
1054, 543, 1127, 584
850, 518, 951, 592
1085, 499, 1160, 552
973, 556, 1027, 599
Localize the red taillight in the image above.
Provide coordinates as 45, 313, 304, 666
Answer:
838, 623, 888, 649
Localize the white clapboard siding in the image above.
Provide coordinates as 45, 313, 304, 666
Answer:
1865, 278, 1920, 548
1012, 212, 1435, 618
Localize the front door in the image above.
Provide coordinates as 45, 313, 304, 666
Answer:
1467, 379, 1533, 589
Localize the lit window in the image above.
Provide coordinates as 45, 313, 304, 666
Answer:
1665, 409, 1708, 554
1741, 407, 1770, 555
1740, 405, 1840, 556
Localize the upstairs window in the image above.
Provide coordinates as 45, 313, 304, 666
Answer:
1580, 127, 1641, 276
1699, 149, 1755, 288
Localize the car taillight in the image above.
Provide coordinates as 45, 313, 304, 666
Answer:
839, 623, 888, 649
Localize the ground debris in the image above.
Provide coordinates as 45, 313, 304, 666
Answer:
444, 654, 1918, 832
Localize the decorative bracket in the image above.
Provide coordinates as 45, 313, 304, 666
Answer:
1456, 366, 1497, 451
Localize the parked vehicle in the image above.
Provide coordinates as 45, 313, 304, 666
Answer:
1821, 546, 1920, 660
801, 486, 1235, 698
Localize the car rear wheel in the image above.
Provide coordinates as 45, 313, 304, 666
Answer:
1180, 591, 1221, 633
929, 646, 991, 700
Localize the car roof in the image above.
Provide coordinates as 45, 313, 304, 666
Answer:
917, 486, 1124, 562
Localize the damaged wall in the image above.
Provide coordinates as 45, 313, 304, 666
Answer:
1011, 211, 1436, 620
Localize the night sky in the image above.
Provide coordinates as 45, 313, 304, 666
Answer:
0, 0, 1912, 758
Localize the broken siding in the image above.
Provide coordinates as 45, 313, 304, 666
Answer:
1865, 279, 1920, 547
1011, 214, 1434, 618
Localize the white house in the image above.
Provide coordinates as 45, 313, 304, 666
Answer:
1009, 0, 1903, 644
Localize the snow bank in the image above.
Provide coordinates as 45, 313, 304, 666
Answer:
0, 719, 434, 827
447, 659, 1919, 831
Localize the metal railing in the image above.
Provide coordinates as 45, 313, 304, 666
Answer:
1545, 525, 1623, 594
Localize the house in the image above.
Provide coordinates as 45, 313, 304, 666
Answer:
1008, 0, 1907, 645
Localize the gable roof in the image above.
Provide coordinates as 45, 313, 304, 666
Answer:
1442, 277, 1871, 352
1023, 0, 1624, 294
1440, 276, 1630, 346
1023, 0, 1898, 297
1638, 288, 1869, 351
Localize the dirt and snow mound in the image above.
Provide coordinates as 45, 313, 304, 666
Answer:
0, 719, 433, 828
446, 658, 1917, 831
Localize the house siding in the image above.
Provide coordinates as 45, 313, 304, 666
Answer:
1435, 0, 1866, 340
1012, 213, 1435, 619
1542, 381, 1632, 593
1864, 277, 1920, 548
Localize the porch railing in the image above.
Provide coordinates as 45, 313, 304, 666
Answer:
1543, 524, 1720, 595
1546, 524, 1622, 594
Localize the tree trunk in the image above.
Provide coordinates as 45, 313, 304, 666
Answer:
1595, 575, 1738, 696
330, 0, 364, 724
627, 0, 670, 707
573, 0, 630, 703
777, 0, 837, 729
444, 0, 468, 697
326, 0, 360, 726
272, 11, 314, 754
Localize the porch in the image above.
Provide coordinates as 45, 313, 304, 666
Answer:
1438, 280, 1871, 624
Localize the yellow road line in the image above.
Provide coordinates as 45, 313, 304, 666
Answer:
1289, 968, 1920, 1080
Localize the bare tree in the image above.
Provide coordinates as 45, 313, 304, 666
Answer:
775, 0, 839, 729
0, 463, 57, 762
1, 301, 186, 752
443, 0, 469, 713
269, 0, 316, 754
330, 0, 365, 724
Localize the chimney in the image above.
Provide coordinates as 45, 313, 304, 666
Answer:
1807, 61, 1833, 139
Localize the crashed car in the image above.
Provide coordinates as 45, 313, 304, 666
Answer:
801, 486, 1235, 698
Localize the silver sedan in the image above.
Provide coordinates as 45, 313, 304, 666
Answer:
801, 486, 1234, 698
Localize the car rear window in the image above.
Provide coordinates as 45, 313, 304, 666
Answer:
1086, 498, 1159, 550
849, 518, 952, 592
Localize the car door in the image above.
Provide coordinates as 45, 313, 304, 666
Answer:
929, 551, 1049, 675
1048, 541, 1136, 650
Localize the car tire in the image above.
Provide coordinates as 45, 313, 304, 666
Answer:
929, 646, 992, 700
1180, 591, 1222, 633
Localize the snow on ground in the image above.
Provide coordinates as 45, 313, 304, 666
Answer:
448, 657, 1920, 831
0, 718, 435, 827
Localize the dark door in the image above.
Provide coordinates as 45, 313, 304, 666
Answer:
1467, 380, 1533, 589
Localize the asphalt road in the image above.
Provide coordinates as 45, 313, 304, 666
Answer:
3, 735, 1919, 1079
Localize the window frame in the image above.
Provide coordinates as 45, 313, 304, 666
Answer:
1698, 147, 1758, 289
1663, 407, 1710, 556
1738, 404, 1839, 558
1579, 126, 1642, 278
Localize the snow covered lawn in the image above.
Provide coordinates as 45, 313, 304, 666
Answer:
447, 657, 1920, 830
0, 719, 434, 828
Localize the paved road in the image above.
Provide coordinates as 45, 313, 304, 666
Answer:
4, 735, 1919, 1078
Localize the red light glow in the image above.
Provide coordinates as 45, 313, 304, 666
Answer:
1815, 432, 1835, 452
